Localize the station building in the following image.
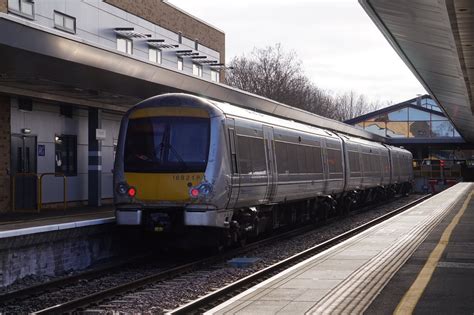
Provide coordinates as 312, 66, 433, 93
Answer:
346, 94, 474, 188
345, 94, 473, 160
0, 0, 225, 212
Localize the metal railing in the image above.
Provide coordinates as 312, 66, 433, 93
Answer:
12, 172, 68, 212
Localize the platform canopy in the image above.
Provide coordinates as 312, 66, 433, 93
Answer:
359, 0, 474, 143
0, 14, 384, 143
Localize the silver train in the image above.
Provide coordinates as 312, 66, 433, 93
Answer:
114, 94, 413, 244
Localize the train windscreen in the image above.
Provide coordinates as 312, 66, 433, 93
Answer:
124, 116, 210, 173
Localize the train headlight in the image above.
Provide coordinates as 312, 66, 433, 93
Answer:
117, 183, 128, 195
189, 183, 212, 199
190, 188, 199, 198
127, 187, 137, 198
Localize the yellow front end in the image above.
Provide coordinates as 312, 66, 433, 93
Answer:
125, 172, 204, 202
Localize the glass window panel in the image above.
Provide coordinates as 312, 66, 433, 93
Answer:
431, 106, 443, 112
117, 38, 126, 53
454, 129, 461, 138
313, 147, 323, 173
364, 121, 386, 137
249, 138, 266, 175
409, 108, 430, 121
237, 137, 252, 175
193, 64, 199, 75
199, 65, 203, 77
387, 108, 408, 121
54, 12, 63, 26
211, 70, 219, 82
296, 145, 307, 173
409, 121, 430, 138
275, 142, 289, 174
126, 39, 132, 54
178, 58, 183, 70
431, 113, 448, 121
149, 48, 157, 63
21, 0, 33, 16
426, 99, 438, 106
386, 122, 408, 138
431, 121, 454, 137
355, 122, 364, 129
64, 16, 75, 31
157, 50, 162, 64
327, 149, 343, 173
8, 0, 20, 11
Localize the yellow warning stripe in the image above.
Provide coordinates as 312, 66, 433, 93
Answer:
394, 189, 473, 315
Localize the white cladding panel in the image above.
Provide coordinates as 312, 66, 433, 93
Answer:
8, 0, 220, 80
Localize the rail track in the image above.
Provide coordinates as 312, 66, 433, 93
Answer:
169, 194, 431, 314
23, 194, 429, 314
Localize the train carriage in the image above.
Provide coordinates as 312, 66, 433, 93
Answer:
114, 93, 413, 246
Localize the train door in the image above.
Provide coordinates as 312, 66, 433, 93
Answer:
321, 137, 329, 194
226, 118, 240, 209
263, 125, 277, 203
11, 135, 37, 210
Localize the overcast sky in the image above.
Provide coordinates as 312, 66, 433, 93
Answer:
169, 0, 426, 105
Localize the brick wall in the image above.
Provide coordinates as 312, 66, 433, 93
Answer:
104, 0, 225, 64
0, 95, 10, 213
0, 0, 6, 13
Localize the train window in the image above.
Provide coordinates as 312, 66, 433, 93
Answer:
312, 147, 323, 173
288, 144, 299, 173
237, 136, 252, 175
275, 141, 289, 174
250, 138, 266, 175
304, 146, 315, 173
124, 117, 210, 173
327, 149, 343, 173
362, 153, 371, 173
349, 151, 361, 172
296, 145, 307, 173
237, 136, 266, 175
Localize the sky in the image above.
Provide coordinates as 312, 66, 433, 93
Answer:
169, 0, 426, 106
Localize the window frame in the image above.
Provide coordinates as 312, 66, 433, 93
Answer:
117, 36, 133, 55
192, 63, 203, 77
148, 47, 162, 64
8, 0, 35, 20
53, 10, 76, 34
211, 69, 220, 82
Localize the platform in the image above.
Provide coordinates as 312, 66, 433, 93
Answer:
0, 206, 121, 287
209, 182, 473, 314
0, 206, 114, 238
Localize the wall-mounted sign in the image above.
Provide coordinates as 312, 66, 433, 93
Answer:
38, 144, 45, 156
96, 129, 106, 140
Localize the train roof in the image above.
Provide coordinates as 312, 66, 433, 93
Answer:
210, 99, 340, 140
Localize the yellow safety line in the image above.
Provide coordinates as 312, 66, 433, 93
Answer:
394, 189, 473, 315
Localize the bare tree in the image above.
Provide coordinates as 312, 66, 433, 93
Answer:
226, 44, 389, 121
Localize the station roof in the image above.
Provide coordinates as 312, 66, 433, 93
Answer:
0, 14, 385, 143
359, 0, 474, 143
